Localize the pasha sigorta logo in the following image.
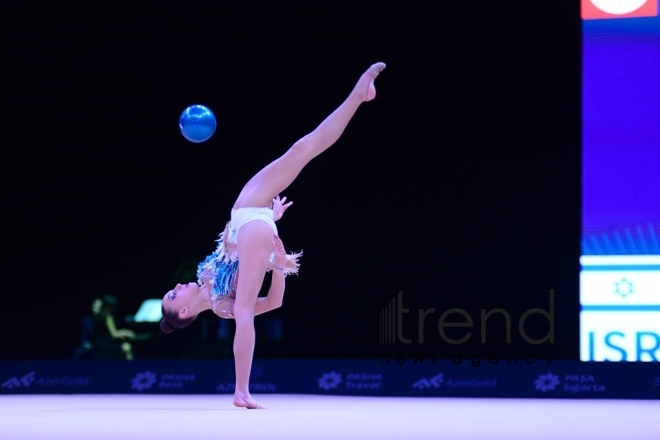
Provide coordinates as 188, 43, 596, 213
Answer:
534, 373, 561, 392
534, 373, 606, 394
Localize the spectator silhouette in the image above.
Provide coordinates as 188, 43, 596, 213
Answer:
74, 295, 135, 360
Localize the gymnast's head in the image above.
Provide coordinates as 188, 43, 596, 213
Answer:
160, 282, 202, 333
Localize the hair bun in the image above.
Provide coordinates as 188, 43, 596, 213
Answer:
160, 319, 176, 334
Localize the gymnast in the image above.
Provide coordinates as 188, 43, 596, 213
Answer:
160, 61, 386, 409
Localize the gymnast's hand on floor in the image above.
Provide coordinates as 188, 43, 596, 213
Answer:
272, 195, 293, 221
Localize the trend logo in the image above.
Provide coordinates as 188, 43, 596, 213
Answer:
582, 0, 658, 19
131, 371, 158, 392
1, 371, 36, 389
412, 373, 445, 389
317, 372, 342, 390
534, 373, 561, 392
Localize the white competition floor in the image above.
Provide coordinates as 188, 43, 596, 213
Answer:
1, 394, 659, 439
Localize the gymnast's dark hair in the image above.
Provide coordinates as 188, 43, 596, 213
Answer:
160, 304, 197, 334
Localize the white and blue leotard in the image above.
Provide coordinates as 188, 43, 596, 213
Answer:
196, 207, 302, 319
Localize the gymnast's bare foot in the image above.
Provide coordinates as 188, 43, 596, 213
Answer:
353, 62, 386, 102
234, 393, 266, 409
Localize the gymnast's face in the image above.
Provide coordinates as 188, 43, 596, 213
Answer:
162, 282, 200, 315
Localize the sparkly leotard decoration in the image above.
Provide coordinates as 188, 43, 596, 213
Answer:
197, 247, 239, 299
196, 212, 302, 319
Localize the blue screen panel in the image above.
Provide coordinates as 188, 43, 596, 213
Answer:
581, 5, 660, 362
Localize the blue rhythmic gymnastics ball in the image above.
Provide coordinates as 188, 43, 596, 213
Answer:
179, 105, 217, 143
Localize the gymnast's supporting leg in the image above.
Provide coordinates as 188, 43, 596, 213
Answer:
231, 62, 386, 409
232, 220, 272, 409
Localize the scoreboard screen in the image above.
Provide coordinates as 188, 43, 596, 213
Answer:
581, 0, 660, 361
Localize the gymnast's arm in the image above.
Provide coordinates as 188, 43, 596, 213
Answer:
254, 234, 287, 315
212, 236, 288, 319
212, 270, 284, 318
254, 268, 285, 316
211, 270, 284, 318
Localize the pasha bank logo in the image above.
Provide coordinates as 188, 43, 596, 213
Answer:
582, 0, 658, 19
130, 371, 195, 391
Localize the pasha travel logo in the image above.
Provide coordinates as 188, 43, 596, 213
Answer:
317, 371, 382, 391
318, 372, 342, 390
582, 0, 658, 19
534, 373, 606, 394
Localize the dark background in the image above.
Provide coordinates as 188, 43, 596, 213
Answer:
1, 1, 580, 361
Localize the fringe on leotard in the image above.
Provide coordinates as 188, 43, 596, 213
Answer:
196, 222, 302, 301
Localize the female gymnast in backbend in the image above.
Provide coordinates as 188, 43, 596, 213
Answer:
160, 62, 386, 409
